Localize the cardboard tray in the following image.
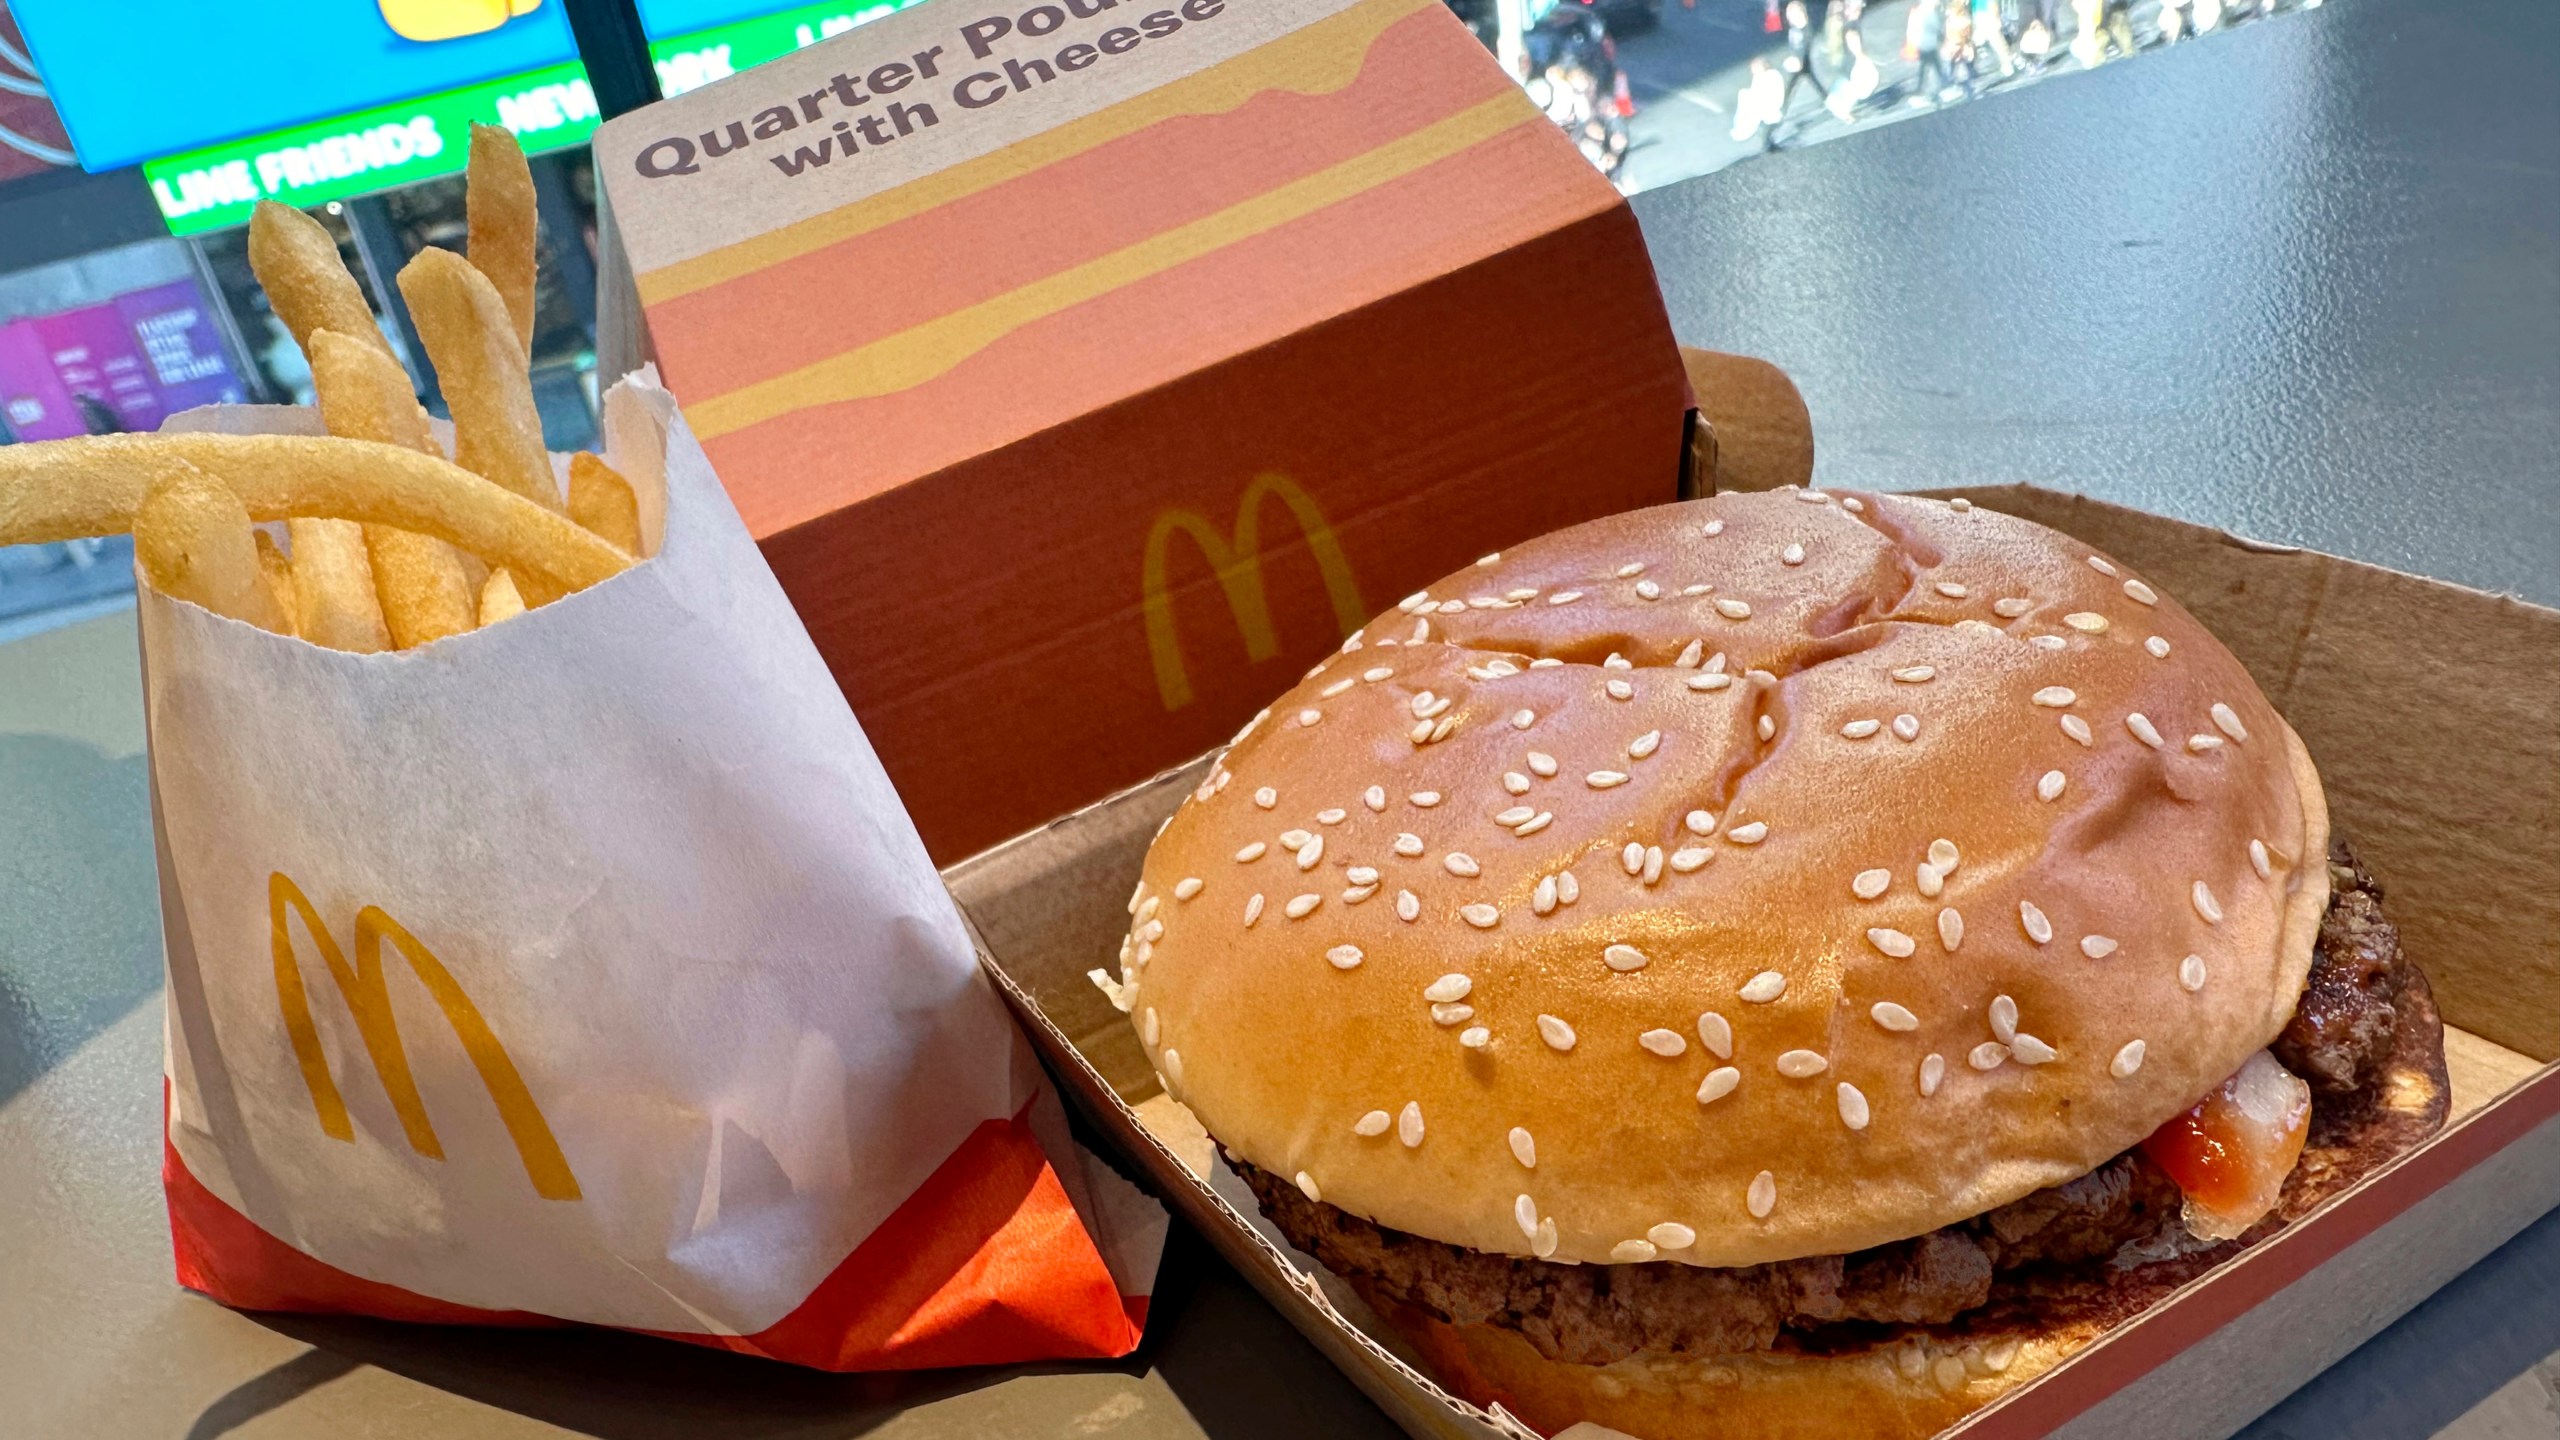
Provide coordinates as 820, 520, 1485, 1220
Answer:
941, 367, 2560, 1438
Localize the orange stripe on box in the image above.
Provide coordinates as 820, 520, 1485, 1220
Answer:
647, 4, 1509, 397
636, 0, 1438, 305
684, 88, 1537, 440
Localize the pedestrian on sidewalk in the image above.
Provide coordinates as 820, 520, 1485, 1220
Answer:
1826, 0, 1880, 121
1732, 54, 1787, 150
1906, 0, 1949, 106
1777, 0, 1832, 126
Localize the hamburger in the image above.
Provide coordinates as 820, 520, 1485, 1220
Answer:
1100, 489, 2448, 1439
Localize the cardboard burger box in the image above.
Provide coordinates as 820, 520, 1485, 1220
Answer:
940, 350, 2560, 1439
592, 0, 1692, 865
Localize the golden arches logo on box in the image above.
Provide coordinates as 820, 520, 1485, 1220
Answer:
268, 872, 580, 1201
1142, 473, 1364, 712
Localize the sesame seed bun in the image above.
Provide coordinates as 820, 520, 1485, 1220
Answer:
1120, 489, 2329, 1269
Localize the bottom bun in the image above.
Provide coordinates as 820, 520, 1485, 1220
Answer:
1365, 964, 2451, 1440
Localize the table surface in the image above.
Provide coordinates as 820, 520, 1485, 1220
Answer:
8, 0, 2557, 1436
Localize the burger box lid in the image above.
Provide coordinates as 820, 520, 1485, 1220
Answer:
937, 351, 2560, 1439
589, 0, 1692, 867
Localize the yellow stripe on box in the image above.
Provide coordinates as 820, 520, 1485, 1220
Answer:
638, 0, 1438, 305
684, 89, 1535, 440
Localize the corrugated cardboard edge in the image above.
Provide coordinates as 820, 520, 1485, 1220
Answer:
947, 479, 2560, 1440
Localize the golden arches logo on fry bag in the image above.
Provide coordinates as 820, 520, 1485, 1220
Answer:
268, 871, 579, 1201
1142, 471, 1362, 712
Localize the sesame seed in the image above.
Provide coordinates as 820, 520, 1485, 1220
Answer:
1461, 903, 1500, 928
2250, 839, 2272, 879
1939, 907, 1965, 950
1798, 489, 1832, 504
1393, 833, 1425, 858
1445, 852, 1482, 878
2193, 881, 2224, 924
1236, 841, 1268, 863
1993, 597, 2033, 618
1917, 863, 1944, 899
1495, 805, 1536, 827
1777, 1050, 1828, 1078
1621, 842, 1645, 875
1515, 1194, 1539, 1239
2019, 901, 2053, 944
1704, 519, 1726, 536
1843, 496, 1867, 513
2032, 686, 2078, 707
1355, 1109, 1392, 1137
2063, 612, 2110, 634
1642, 846, 1665, 885
1397, 890, 1421, 922
1687, 672, 1734, 692
1984, 1339, 2020, 1373
1175, 877, 1204, 901
1615, 561, 1646, 579
1630, 730, 1663, 759
1138, 917, 1163, 942
1279, 828, 1311, 849
1327, 944, 1363, 969
1163, 1049, 1183, 1086
2212, 703, 2250, 742
1410, 693, 1450, 720
1670, 847, 1711, 872
1588, 770, 1630, 789
2181, 954, 2208, 991
1649, 1222, 1696, 1251
1928, 839, 1961, 873
1683, 584, 1711, 596
1296, 836, 1324, 869
1607, 679, 1634, 701
1698, 1012, 1734, 1058
1286, 893, 1322, 920
1296, 1171, 1322, 1201
1432, 1002, 1473, 1026
2146, 635, 2172, 658
1409, 720, 1434, 744
1411, 791, 1443, 808
1255, 787, 1278, 809
1604, 652, 1632, 670
1316, 807, 1347, 825
1838, 1083, 1871, 1130
1538, 1014, 1577, 1050
2061, 714, 2094, 746
1675, 639, 1704, 668
1873, 1001, 1920, 1032
1512, 709, 1536, 731
1342, 885, 1377, 904
1892, 713, 1922, 742
1527, 751, 1559, 778
1636, 580, 1662, 600
1933, 1357, 1967, 1392
1741, 971, 1787, 1003
1299, 708, 1323, 727
1717, 599, 1753, 620
2127, 713, 2164, 748
1727, 821, 1770, 845
1534, 1217, 1559, 1257
1685, 810, 1717, 836
1142, 1007, 1161, 1046
1398, 1101, 1424, 1147
1948, 497, 1972, 513
1842, 718, 1882, 739
1477, 552, 1502, 567
2038, 770, 2067, 802
1970, 1042, 2008, 1071
1321, 677, 1355, 698
1757, 715, 1778, 742
1509, 1128, 1537, 1168
1364, 785, 1387, 812
1558, 871, 1580, 904
1610, 1238, 1658, 1264
1640, 1028, 1688, 1057
1461, 1026, 1490, 1049
1549, 590, 1583, 605
2087, 556, 2119, 576
1748, 1171, 1777, 1219
2010, 1034, 2057, 1065
1989, 994, 2019, 1043
1782, 543, 1807, 566
1424, 974, 1473, 1003
1436, 600, 1466, 615
1920, 1053, 1946, 1096
2111, 1040, 2147, 1079
1533, 875, 1559, 914
1935, 581, 1969, 599
1894, 666, 1937, 684
2189, 734, 2226, 752
2120, 577, 2160, 606
1398, 591, 1432, 613
1507, 588, 1538, 601
1869, 928, 1918, 958
1363, 666, 1394, 683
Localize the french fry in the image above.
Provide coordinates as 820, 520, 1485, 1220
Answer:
467, 122, 539, 356
288, 517, 393, 652
133, 465, 291, 633
309, 328, 478, 647
0, 433, 629, 595
568, 451, 641, 555
247, 201, 390, 361
398, 248, 560, 510
254, 530, 302, 636
479, 568, 527, 626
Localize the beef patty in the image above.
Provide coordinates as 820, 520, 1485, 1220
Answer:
1237, 840, 2449, 1365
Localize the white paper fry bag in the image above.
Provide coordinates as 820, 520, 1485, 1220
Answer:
147, 372, 1163, 1370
